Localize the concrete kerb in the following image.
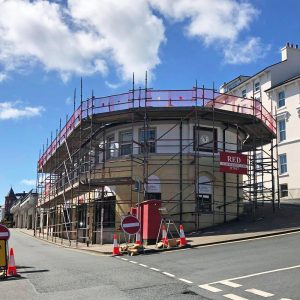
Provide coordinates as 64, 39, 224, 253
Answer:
16, 229, 113, 255
16, 227, 300, 256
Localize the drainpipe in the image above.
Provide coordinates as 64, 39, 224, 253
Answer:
223, 124, 229, 223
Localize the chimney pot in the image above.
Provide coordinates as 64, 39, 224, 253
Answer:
296, 45, 299, 49
287, 42, 290, 47
291, 43, 294, 48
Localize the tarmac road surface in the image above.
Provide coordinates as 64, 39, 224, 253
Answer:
0, 229, 299, 299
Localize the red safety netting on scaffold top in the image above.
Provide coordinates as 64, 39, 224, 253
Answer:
38, 88, 276, 169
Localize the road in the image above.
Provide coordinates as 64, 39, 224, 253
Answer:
1, 230, 299, 299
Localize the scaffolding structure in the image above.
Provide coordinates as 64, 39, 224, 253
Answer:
35, 79, 278, 246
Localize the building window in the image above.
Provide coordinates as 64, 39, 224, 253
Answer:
194, 126, 218, 152
242, 89, 246, 98
145, 192, 161, 200
278, 119, 286, 142
278, 91, 285, 108
139, 128, 156, 153
279, 154, 287, 174
254, 82, 260, 92
196, 194, 212, 213
119, 131, 132, 156
106, 135, 117, 159
94, 196, 116, 228
256, 152, 262, 170
78, 203, 87, 228
196, 175, 213, 213
280, 184, 288, 198
257, 182, 263, 194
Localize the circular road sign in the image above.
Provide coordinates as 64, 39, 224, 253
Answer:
121, 215, 140, 235
0, 224, 10, 240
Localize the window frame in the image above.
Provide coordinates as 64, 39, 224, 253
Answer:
241, 89, 247, 98
106, 134, 116, 159
119, 130, 132, 156
279, 153, 287, 174
278, 91, 285, 108
256, 152, 263, 170
196, 194, 212, 213
193, 126, 218, 153
139, 128, 156, 154
280, 183, 288, 198
254, 82, 260, 92
278, 119, 286, 142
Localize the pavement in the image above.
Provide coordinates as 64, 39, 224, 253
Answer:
15, 201, 300, 255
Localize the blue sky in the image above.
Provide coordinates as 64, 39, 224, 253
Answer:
0, 0, 300, 204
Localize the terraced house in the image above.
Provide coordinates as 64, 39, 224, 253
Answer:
221, 42, 300, 202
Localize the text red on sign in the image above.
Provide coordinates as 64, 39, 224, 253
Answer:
121, 215, 140, 235
219, 151, 248, 174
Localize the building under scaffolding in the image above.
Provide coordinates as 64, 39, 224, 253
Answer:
35, 81, 278, 245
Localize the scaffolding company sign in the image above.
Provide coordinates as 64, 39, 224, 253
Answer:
219, 152, 248, 175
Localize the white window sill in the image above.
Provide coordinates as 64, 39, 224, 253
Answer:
278, 139, 287, 145
279, 173, 289, 178
278, 138, 300, 146
277, 105, 287, 111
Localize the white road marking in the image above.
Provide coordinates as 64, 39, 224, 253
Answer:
129, 261, 137, 264
139, 264, 148, 268
114, 256, 120, 258
205, 264, 300, 285
122, 222, 140, 228
245, 288, 274, 297
178, 278, 193, 284
219, 280, 242, 288
162, 272, 175, 277
198, 284, 222, 293
280, 298, 292, 300
150, 267, 160, 272
121, 258, 128, 261
223, 294, 248, 300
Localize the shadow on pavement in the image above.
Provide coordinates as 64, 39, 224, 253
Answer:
187, 202, 300, 238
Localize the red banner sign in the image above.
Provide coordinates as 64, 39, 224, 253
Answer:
219, 151, 248, 174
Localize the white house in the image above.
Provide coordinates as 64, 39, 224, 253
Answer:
220, 43, 300, 201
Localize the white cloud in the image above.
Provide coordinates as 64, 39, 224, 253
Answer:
65, 97, 72, 105
21, 179, 36, 186
0, 72, 7, 82
68, 0, 165, 82
0, 101, 44, 120
224, 37, 270, 64
0, 0, 109, 81
0, 0, 165, 83
104, 81, 122, 90
149, 0, 268, 65
0, 0, 264, 83
149, 0, 257, 44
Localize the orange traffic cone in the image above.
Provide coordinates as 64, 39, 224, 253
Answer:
135, 231, 142, 246
112, 233, 121, 256
179, 224, 187, 247
162, 225, 168, 247
7, 248, 18, 277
